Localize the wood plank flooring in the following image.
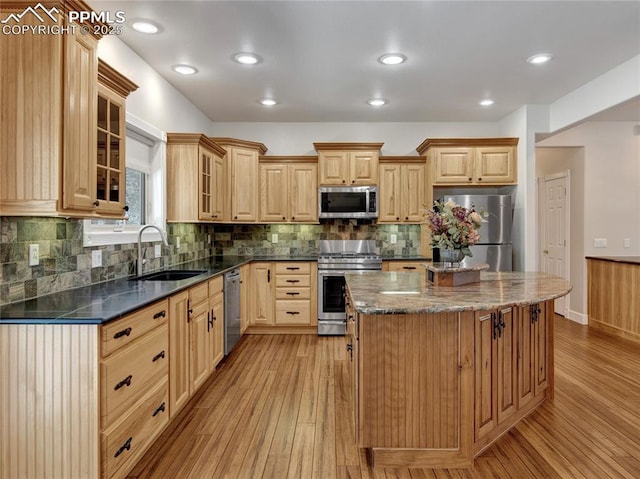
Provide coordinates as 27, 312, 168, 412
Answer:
127, 317, 640, 478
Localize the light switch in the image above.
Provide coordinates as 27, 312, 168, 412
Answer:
272, 233, 278, 244
28, 244, 39, 266
623, 238, 631, 248
390, 234, 397, 244
593, 238, 607, 248
91, 250, 102, 268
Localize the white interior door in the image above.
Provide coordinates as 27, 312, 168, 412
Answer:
540, 173, 569, 315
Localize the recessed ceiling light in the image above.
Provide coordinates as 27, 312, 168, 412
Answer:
367, 98, 388, 107
527, 53, 553, 65
479, 99, 495, 106
171, 64, 198, 75
234, 53, 261, 65
131, 20, 159, 34
259, 98, 278, 106
378, 53, 407, 65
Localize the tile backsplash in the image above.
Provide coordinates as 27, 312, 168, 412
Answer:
1, 217, 421, 305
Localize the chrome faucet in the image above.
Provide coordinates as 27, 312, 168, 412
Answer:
137, 225, 169, 276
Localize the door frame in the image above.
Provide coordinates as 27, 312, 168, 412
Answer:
537, 170, 571, 316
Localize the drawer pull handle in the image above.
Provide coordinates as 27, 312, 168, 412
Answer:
153, 310, 166, 319
114, 437, 132, 458
286, 311, 300, 315
286, 292, 300, 296
152, 350, 166, 362
403, 266, 417, 270
113, 327, 132, 339
286, 279, 300, 283
152, 402, 166, 417
114, 375, 132, 391
286, 267, 300, 270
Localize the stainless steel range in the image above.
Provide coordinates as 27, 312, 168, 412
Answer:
317, 239, 382, 335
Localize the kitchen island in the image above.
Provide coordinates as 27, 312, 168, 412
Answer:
344, 270, 571, 469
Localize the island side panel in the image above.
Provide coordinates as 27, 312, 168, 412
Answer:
359, 311, 475, 468
0, 324, 100, 479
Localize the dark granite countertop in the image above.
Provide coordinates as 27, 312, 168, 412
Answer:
346, 271, 572, 315
0, 255, 316, 325
585, 256, 640, 265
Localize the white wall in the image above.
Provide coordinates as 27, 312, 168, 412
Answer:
209, 122, 500, 155
97, 36, 213, 134
536, 147, 586, 322
537, 122, 640, 320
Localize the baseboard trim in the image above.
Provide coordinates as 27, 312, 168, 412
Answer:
565, 309, 588, 325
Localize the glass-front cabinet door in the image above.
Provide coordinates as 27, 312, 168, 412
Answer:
96, 84, 126, 216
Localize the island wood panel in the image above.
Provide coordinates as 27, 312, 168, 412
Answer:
588, 258, 640, 341
358, 311, 475, 468
0, 324, 100, 479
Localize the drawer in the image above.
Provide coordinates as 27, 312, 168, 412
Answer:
275, 286, 311, 300
189, 281, 209, 306
275, 300, 312, 326
275, 274, 310, 287
385, 261, 426, 272
208, 275, 223, 297
275, 262, 311, 275
101, 325, 169, 428
101, 378, 169, 479
101, 299, 168, 358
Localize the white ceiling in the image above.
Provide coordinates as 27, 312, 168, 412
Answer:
91, 0, 640, 123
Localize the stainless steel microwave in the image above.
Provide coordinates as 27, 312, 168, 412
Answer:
318, 185, 378, 219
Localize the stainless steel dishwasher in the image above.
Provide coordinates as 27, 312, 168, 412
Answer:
224, 268, 241, 355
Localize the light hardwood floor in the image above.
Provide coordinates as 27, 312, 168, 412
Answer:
127, 316, 640, 478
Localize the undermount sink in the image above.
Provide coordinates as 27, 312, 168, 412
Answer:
130, 270, 207, 281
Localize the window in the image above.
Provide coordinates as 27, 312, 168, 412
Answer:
83, 113, 167, 247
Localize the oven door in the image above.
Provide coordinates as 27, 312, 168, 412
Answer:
317, 269, 372, 336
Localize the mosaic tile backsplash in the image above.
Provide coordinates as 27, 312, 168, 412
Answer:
0, 217, 420, 305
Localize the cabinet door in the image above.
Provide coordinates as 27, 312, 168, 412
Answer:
198, 146, 214, 220
350, 151, 378, 185
259, 163, 288, 222
169, 291, 190, 417
289, 163, 318, 222
432, 148, 474, 184
249, 263, 274, 326
517, 305, 536, 409
63, 31, 98, 212
189, 301, 210, 393
474, 310, 497, 441
496, 307, 518, 424
402, 163, 425, 222
475, 147, 516, 184
210, 292, 224, 368
212, 153, 226, 221
378, 164, 402, 222
319, 151, 349, 185
230, 147, 258, 221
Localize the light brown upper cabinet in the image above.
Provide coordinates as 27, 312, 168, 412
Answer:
378, 158, 426, 223
0, 3, 139, 218
314, 143, 383, 185
416, 138, 518, 186
259, 157, 318, 223
211, 138, 268, 223
94, 61, 138, 217
166, 134, 228, 222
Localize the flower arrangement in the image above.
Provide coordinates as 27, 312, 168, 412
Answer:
425, 199, 486, 257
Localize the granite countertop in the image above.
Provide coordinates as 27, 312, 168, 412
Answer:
345, 271, 572, 315
585, 256, 640, 265
0, 255, 316, 325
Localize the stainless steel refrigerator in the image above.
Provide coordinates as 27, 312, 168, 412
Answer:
435, 194, 513, 271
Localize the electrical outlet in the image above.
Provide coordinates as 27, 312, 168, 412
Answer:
623, 238, 631, 248
390, 234, 397, 244
155, 245, 162, 258
176, 237, 180, 250
28, 244, 39, 266
91, 250, 102, 268
272, 233, 278, 244
593, 238, 607, 248
207, 234, 212, 244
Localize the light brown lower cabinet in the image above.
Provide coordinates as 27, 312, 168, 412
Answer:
382, 260, 427, 272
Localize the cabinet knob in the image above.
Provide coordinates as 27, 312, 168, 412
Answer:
342, 180, 346, 184
291, 216, 295, 220
396, 217, 400, 220
123, 205, 129, 212
351, 180, 355, 184
283, 216, 286, 220
478, 177, 482, 181
405, 216, 409, 220
234, 216, 238, 219
468, 178, 472, 182
93, 200, 100, 207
